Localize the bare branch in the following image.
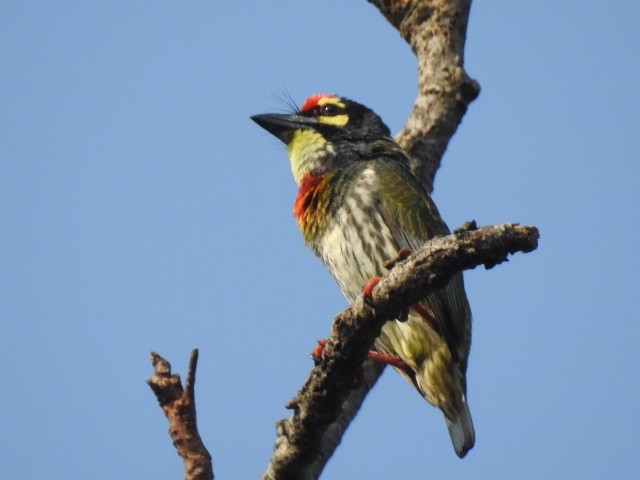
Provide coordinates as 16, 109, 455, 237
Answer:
261, 222, 539, 480
368, 0, 480, 193
148, 350, 214, 480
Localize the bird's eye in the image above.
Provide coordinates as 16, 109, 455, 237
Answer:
315, 104, 342, 116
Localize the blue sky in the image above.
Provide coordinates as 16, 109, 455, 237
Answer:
2, 1, 639, 479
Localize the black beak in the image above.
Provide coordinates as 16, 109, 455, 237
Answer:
250, 113, 319, 144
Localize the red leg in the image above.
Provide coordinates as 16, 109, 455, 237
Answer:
312, 338, 406, 370
361, 276, 382, 299
311, 338, 328, 363
367, 351, 407, 369
363, 250, 412, 303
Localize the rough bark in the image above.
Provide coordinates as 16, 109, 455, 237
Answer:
148, 350, 214, 480
261, 222, 539, 480
370, 0, 480, 193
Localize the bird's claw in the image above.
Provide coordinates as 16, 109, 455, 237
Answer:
361, 276, 382, 304
311, 339, 328, 365
311, 338, 406, 371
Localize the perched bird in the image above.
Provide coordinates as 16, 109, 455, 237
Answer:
251, 94, 475, 457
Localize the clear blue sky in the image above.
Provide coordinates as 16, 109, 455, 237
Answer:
2, 1, 639, 479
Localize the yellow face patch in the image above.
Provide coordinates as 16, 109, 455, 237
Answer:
287, 130, 334, 185
316, 97, 349, 127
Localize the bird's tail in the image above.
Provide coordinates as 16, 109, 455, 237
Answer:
445, 394, 475, 458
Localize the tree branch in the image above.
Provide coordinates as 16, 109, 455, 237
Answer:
148, 350, 214, 480
261, 222, 539, 480
369, 0, 480, 193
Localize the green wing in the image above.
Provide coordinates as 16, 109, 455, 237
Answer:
372, 159, 472, 371
374, 160, 449, 240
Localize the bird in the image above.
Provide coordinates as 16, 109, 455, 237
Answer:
251, 93, 475, 458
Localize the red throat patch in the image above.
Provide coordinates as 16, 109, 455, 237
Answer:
300, 93, 336, 113
293, 172, 327, 232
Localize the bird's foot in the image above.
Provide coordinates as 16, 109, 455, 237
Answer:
311, 339, 328, 365
311, 338, 406, 370
361, 249, 411, 304
361, 276, 382, 302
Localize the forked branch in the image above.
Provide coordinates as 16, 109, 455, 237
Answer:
148, 350, 214, 480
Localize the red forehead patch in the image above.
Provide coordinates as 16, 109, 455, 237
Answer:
300, 93, 336, 113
